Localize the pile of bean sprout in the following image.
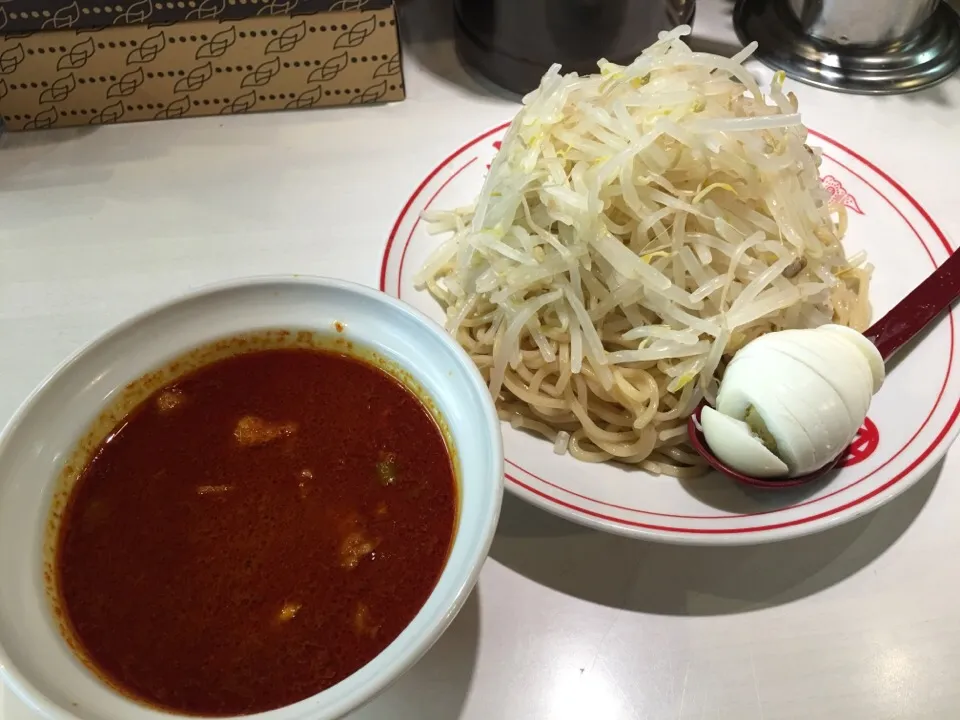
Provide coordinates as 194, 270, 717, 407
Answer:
415, 26, 871, 476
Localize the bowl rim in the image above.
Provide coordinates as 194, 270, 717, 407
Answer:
0, 274, 504, 720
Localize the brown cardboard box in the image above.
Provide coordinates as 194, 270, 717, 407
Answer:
0, 2, 404, 131
0, 0, 394, 34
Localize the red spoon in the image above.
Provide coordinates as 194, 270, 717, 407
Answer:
688, 250, 960, 489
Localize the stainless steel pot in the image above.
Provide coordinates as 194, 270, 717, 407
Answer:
734, 0, 960, 94
454, 0, 697, 95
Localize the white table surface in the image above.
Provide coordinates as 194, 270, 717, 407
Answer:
4, 1, 960, 718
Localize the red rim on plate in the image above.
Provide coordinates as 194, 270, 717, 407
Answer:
380, 122, 959, 539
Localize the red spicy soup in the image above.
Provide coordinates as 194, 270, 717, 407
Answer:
55, 347, 457, 716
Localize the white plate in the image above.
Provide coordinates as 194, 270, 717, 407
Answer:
381, 123, 960, 545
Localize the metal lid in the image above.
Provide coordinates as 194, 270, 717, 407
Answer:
733, 0, 960, 95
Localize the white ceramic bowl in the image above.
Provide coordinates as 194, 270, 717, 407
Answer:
0, 276, 504, 720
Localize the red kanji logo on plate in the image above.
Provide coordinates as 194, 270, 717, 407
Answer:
838, 416, 880, 467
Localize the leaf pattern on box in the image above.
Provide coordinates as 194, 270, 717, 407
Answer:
42, 1, 80, 30
57, 37, 95, 71
0, 79, 7, 101
23, 106, 58, 130
173, 62, 213, 93
285, 84, 323, 110
222, 90, 256, 114
127, 31, 165, 65
156, 95, 191, 120
307, 51, 347, 83
106, 68, 145, 98
90, 101, 124, 125
258, 0, 298, 16
195, 26, 236, 60
39, 73, 76, 103
333, 14, 375, 49
349, 78, 387, 104
372, 53, 400, 78
0, 43, 24, 75
240, 57, 280, 88
330, 0, 369, 9
114, 0, 152, 25
187, 0, 225, 21
0, 7, 8, 32
265, 20, 306, 55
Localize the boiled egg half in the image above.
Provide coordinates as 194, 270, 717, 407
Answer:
701, 324, 884, 478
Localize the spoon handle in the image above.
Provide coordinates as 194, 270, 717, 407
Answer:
863, 250, 960, 362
